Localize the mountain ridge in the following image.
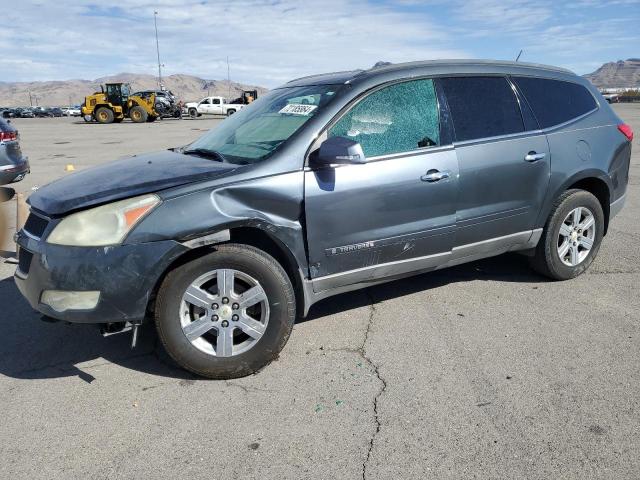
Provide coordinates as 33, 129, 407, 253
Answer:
0, 73, 268, 107
584, 59, 640, 89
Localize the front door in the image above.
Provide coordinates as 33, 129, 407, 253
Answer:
438, 76, 551, 247
304, 78, 459, 290
199, 98, 212, 113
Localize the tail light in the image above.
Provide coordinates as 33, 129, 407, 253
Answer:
618, 123, 634, 142
0, 131, 17, 142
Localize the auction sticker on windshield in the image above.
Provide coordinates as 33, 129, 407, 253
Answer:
279, 104, 317, 115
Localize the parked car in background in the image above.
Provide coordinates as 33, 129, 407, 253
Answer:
0, 118, 29, 185
17, 108, 35, 118
49, 107, 64, 117
31, 107, 52, 118
1, 109, 18, 118
131, 90, 182, 118
13, 60, 632, 379
185, 96, 246, 117
63, 106, 82, 116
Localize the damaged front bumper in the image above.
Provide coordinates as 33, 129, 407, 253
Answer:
14, 229, 188, 324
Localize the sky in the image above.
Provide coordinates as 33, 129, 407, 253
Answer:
1, 0, 639, 87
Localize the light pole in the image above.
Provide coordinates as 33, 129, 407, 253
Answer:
154, 11, 162, 88
227, 56, 231, 99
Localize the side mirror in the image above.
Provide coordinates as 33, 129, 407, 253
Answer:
313, 136, 366, 167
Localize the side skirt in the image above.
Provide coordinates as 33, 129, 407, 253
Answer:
301, 229, 543, 316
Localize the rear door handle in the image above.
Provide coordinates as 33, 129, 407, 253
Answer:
524, 151, 546, 162
421, 169, 450, 182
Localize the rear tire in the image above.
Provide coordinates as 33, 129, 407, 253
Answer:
95, 107, 114, 124
529, 189, 604, 280
129, 106, 148, 123
226, 109, 236, 116
155, 244, 296, 379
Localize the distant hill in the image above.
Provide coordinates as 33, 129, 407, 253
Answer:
584, 59, 640, 89
0, 73, 268, 107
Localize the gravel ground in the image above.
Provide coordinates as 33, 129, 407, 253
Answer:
0, 106, 638, 479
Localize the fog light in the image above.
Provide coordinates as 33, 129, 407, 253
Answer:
40, 290, 100, 312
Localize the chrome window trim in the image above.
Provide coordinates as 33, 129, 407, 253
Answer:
538, 107, 599, 133
305, 73, 594, 161
452, 128, 546, 148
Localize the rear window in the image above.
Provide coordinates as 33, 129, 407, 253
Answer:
439, 77, 524, 142
512, 77, 597, 128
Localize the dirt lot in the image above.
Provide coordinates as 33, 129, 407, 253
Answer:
1, 107, 639, 479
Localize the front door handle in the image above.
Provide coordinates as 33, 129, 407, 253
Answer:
524, 151, 546, 162
421, 169, 450, 182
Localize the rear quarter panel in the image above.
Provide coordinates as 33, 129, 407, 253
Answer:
536, 98, 629, 227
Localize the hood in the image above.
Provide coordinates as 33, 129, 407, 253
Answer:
29, 150, 237, 215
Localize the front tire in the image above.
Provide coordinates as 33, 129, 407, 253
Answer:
95, 107, 114, 124
129, 106, 148, 123
155, 244, 296, 379
530, 189, 604, 280
188, 108, 198, 118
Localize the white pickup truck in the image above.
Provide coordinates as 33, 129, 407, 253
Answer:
185, 96, 245, 117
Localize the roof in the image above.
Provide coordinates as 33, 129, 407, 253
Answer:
284, 59, 575, 87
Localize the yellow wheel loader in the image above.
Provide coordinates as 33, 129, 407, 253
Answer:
81, 83, 159, 124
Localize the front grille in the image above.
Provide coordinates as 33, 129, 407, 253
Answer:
23, 213, 49, 238
18, 248, 33, 275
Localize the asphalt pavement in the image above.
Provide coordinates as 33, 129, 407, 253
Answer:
0, 107, 638, 479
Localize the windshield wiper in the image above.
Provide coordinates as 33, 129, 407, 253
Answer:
182, 147, 226, 162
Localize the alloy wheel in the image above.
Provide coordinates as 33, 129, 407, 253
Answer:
179, 269, 269, 357
557, 206, 596, 267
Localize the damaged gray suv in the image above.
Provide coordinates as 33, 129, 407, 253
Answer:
15, 60, 632, 379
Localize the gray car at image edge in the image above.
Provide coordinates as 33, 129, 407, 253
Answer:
14, 60, 633, 379
0, 118, 29, 185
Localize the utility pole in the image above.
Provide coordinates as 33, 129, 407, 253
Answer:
154, 11, 162, 88
227, 56, 231, 99
28, 91, 33, 106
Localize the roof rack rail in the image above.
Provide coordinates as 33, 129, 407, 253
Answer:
286, 69, 364, 84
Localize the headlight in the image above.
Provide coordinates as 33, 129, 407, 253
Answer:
47, 194, 160, 246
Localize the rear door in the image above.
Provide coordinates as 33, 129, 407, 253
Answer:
211, 98, 223, 115
304, 78, 458, 288
438, 76, 550, 247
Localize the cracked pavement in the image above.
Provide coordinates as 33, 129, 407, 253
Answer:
1, 107, 639, 479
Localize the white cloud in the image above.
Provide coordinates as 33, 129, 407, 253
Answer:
1, 0, 638, 84
0, 0, 468, 85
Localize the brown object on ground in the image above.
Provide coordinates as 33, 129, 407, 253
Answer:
0, 206, 5, 247
16, 192, 28, 234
